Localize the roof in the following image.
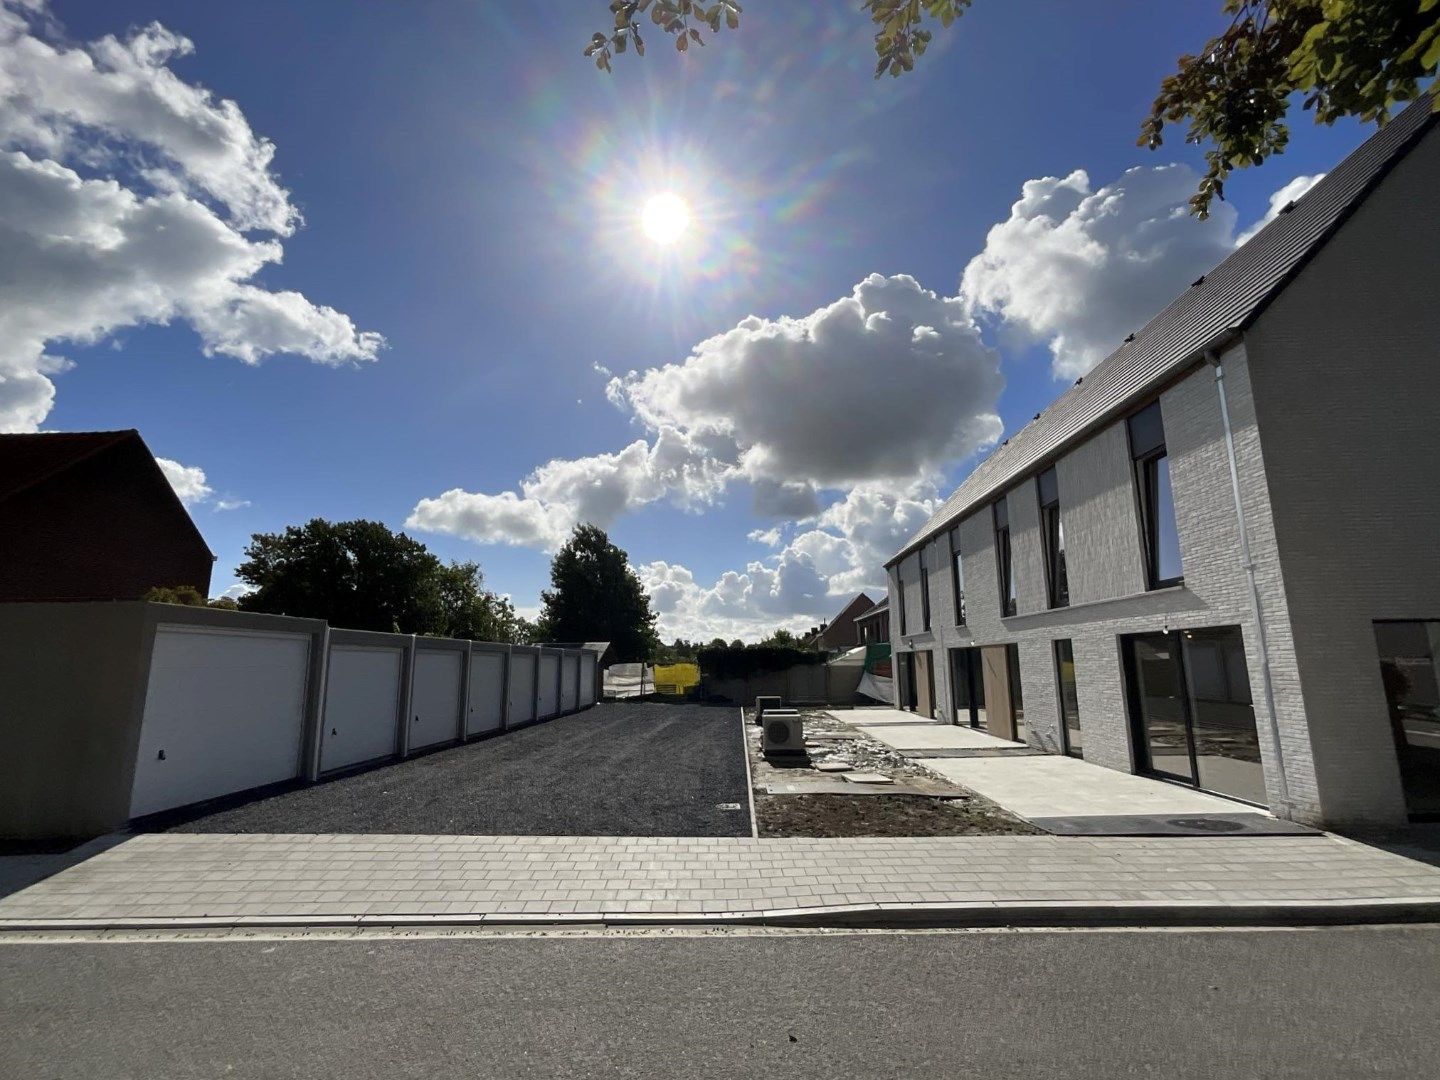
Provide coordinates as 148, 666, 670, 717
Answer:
0, 428, 213, 557
536, 641, 611, 655
853, 598, 889, 622
0, 430, 136, 502
803, 593, 876, 643
889, 96, 1439, 568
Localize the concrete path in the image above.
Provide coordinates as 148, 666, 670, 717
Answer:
846, 717, 1025, 752
3, 832, 1439, 929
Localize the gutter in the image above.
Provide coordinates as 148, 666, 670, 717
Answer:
1205, 347, 1292, 816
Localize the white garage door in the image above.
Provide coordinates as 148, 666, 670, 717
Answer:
320, 645, 402, 772
508, 653, 537, 725
537, 653, 560, 718
467, 651, 506, 736
561, 654, 579, 713
409, 650, 462, 751
129, 626, 311, 818
580, 653, 597, 705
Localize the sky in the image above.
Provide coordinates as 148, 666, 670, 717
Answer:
1, 0, 1372, 641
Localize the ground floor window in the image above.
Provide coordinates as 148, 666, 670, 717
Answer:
1374, 620, 1440, 820
949, 647, 986, 728
1054, 639, 1082, 757
1122, 625, 1264, 805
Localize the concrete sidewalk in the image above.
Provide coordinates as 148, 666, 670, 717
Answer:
4, 832, 1440, 930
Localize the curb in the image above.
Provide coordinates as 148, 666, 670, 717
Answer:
5, 897, 1440, 934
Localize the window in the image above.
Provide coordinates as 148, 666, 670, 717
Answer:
1037, 466, 1069, 608
894, 568, 907, 636
1005, 642, 1025, 742
1128, 401, 1183, 589
919, 549, 932, 632
948, 527, 966, 626
994, 498, 1016, 617
1054, 639, 1082, 757
1374, 621, 1440, 819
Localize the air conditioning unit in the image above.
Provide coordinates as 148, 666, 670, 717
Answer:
754, 695, 783, 726
762, 709, 804, 757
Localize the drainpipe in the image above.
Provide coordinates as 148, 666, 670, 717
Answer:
1206, 348, 1292, 815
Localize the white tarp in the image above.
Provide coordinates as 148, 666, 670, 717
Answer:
603, 663, 655, 699
856, 671, 894, 704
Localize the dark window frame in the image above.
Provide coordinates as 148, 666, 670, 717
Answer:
994, 498, 1016, 618
894, 568, 907, 637
948, 526, 966, 627
1037, 466, 1070, 609
919, 548, 932, 633
1053, 638, 1082, 757
1127, 402, 1184, 591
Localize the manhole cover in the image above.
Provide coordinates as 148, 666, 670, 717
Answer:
1167, 817, 1244, 832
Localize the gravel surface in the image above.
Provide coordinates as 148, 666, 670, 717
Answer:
153, 703, 750, 837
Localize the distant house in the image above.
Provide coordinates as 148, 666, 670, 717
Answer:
853, 598, 890, 645
0, 430, 214, 602
801, 593, 876, 652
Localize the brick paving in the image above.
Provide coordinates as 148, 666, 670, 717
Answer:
3, 832, 1440, 927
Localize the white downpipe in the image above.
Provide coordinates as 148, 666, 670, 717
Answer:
1207, 350, 1292, 814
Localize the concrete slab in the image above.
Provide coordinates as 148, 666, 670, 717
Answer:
857, 723, 1025, 752
917, 754, 1255, 819
843, 773, 893, 785
823, 709, 931, 727
1030, 813, 1318, 837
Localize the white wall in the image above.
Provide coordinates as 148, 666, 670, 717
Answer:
561, 654, 580, 712
320, 644, 403, 772
467, 649, 507, 735
129, 625, 310, 817
508, 652, 537, 724
580, 653, 597, 705
408, 649, 463, 750
537, 652, 560, 718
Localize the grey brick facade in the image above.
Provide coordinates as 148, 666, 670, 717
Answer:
886, 111, 1440, 829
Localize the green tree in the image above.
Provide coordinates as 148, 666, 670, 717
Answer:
758, 627, 804, 648
536, 524, 660, 661
234, 518, 524, 641
587, 1, 1438, 216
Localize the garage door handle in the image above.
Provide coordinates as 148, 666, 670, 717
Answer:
413, 715, 420, 723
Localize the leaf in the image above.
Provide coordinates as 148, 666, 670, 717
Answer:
676, 33, 688, 51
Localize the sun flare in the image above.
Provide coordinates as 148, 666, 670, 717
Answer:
640, 192, 692, 245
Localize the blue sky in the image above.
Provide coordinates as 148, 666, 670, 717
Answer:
4, 1, 1372, 639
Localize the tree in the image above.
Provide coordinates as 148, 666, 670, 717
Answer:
234, 518, 524, 641
758, 627, 804, 648
536, 524, 660, 661
586, 1, 1438, 216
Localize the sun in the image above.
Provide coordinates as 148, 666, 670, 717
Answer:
640, 192, 692, 246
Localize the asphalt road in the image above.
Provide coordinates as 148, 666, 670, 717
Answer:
3, 925, 1438, 1079
152, 702, 750, 837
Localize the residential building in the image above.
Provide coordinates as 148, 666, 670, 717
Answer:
0, 430, 214, 602
886, 99, 1440, 828
802, 593, 876, 652
854, 598, 890, 645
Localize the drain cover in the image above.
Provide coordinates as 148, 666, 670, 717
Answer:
1167, 817, 1245, 832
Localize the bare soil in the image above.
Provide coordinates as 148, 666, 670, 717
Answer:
755, 792, 1041, 838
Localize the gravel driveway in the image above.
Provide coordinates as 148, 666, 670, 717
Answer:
153, 703, 750, 837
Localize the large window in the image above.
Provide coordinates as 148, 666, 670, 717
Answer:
1374, 621, 1440, 819
1054, 639, 1082, 757
994, 498, 1016, 617
894, 569, 907, 636
1005, 642, 1026, 742
919, 549, 932, 632
1037, 466, 1069, 608
949, 527, 966, 626
1128, 401, 1183, 589
1123, 625, 1264, 804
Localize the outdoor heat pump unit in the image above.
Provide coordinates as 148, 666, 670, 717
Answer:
762, 709, 804, 757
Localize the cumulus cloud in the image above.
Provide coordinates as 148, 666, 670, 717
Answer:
410, 273, 1003, 559
615, 273, 1004, 489
156, 456, 212, 505
0, 1, 382, 430
961, 163, 1239, 380
1235, 173, 1326, 246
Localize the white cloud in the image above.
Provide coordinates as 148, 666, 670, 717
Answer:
156, 456, 212, 505
0, 2, 382, 431
216, 582, 252, 601
961, 164, 1239, 380
213, 497, 250, 512
615, 273, 1004, 489
1236, 173, 1325, 246
410, 274, 1004, 552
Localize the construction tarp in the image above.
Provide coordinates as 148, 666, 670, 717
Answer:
856, 642, 893, 704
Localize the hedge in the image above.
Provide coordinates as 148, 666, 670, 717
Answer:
696, 645, 825, 681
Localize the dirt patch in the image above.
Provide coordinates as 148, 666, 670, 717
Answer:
756, 793, 1041, 838
746, 707, 1041, 837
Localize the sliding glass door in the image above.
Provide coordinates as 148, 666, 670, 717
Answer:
1123, 626, 1265, 804
949, 647, 986, 728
